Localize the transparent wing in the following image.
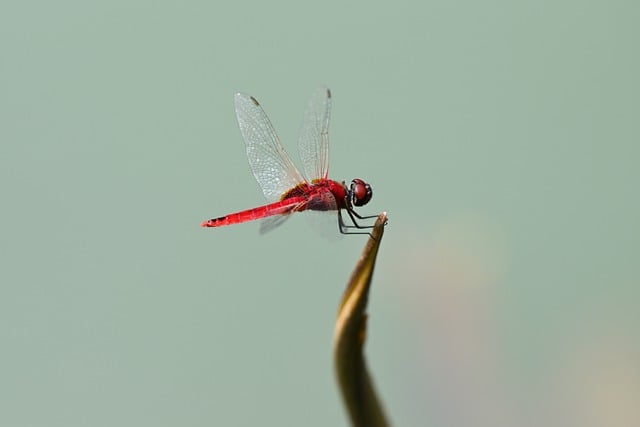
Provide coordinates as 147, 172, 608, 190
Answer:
258, 200, 307, 234
298, 86, 332, 181
259, 214, 294, 234
303, 188, 343, 240
235, 92, 306, 203
259, 188, 340, 237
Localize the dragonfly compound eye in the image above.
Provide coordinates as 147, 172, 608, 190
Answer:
350, 178, 372, 207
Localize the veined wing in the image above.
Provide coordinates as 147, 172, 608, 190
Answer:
258, 199, 306, 234
301, 186, 342, 240
235, 92, 306, 203
298, 86, 331, 181
259, 185, 339, 234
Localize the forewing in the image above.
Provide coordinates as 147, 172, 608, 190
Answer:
298, 86, 331, 181
235, 93, 306, 203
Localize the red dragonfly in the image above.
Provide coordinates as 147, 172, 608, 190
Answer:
201, 86, 376, 235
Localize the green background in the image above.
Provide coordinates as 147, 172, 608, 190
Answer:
2, 1, 638, 426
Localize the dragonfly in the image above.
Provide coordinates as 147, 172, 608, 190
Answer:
201, 86, 377, 235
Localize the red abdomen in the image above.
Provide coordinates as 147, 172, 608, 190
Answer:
201, 180, 347, 228
201, 196, 307, 227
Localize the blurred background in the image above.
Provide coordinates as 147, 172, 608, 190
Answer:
1, 1, 638, 426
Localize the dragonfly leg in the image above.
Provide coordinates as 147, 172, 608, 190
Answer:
349, 210, 379, 220
345, 207, 376, 229
338, 209, 375, 236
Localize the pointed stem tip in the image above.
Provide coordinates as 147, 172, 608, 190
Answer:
334, 211, 390, 427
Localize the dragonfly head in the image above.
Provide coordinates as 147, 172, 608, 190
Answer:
349, 178, 373, 207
